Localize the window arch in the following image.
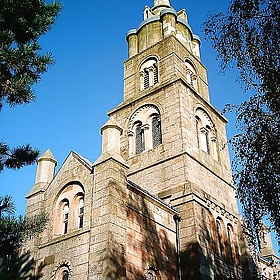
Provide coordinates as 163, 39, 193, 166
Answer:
226, 224, 240, 264
146, 266, 158, 280
208, 212, 219, 253
216, 217, 226, 257
152, 114, 162, 148
62, 270, 69, 280
146, 270, 157, 280
77, 196, 84, 229
52, 262, 71, 280
62, 201, 69, 234
53, 182, 85, 236
128, 105, 162, 156
135, 121, 145, 154
140, 57, 159, 90
195, 108, 218, 160
185, 59, 198, 89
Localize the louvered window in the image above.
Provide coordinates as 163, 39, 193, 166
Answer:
140, 57, 158, 90
152, 116, 162, 147
144, 70, 149, 89
135, 124, 144, 154
153, 64, 158, 84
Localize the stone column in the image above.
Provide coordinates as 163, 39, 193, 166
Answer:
90, 157, 128, 279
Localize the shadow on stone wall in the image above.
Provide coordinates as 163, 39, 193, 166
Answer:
180, 206, 260, 280
126, 191, 177, 279
98, 182, 177, 279
100, 182, 260, 280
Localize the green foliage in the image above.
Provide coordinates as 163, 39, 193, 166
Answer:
0, 0, 62, 110
0, 194, 16, 216
204, 0, 280, 246
0, 251, 44, 280
0, 195, 48, 279
0, 143, 40, 172
0, 195, 48, 255
0, 0, 61, 172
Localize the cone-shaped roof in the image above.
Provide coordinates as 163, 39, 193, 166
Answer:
38, 149, 57, 163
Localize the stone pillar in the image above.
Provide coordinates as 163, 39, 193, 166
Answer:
26, 149, 57, 216
127, 31, 138, 58
89, 157, 128, 279
101, 118, 122, 154
35, 149, 57, 186
89, 117, 129, 279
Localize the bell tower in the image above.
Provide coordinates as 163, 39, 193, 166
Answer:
25, 1, 271, 279
105, 0, 247, 278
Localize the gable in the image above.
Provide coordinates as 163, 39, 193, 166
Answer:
44, 151, 92, 201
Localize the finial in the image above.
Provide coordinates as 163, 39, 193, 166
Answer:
154, 0, 171, 7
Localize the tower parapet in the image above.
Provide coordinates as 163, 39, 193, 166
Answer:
127, 1, 200, 59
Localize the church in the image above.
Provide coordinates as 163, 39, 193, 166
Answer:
25, 1, 279, 279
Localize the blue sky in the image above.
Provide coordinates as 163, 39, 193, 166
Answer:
0, 0, 277, 250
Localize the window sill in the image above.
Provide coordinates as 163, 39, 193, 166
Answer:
40, 228, 90, 249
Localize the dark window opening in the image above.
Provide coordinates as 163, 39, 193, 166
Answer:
135, 124, 144, 154
144, 70, 149, 89
62, 204, 69, 234
62, 270, 69, 280
78, 197, 84, 229
153, 63, 158, 84
152, 116, 162, 147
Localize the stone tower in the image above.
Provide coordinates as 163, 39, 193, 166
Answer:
26, 1, 278, 279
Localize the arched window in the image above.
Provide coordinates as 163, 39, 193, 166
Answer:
152, 115, 162, 147
144, 69, 150, 89
78, 197, 84, 229
62, 202, 69, 234
140, 57, 159, 90
185, 59, 198, 89
200, 126, 210, 154
128, 105, 162, 156
216, 219, 223, 255
227, 224, 234, 262
146, 267, 157, 280
147, 271, 156, 280
195, 108, 218, 160
135, 122, 145, 154
53, 263, 71, 280
53, 182, 85, 236
226, 224, 240, 264
216, 218, 226, 257
62, 270, 69, 280
153, 63, 158, 84
209, 212, 219, 253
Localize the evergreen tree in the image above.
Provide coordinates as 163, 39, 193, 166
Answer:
0, 0, 61, 171
0, 195, 48, 279
204, 0, 280, 246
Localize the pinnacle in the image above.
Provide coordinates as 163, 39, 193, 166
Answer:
154, 0, 171, 7
39, 149, 56, 161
